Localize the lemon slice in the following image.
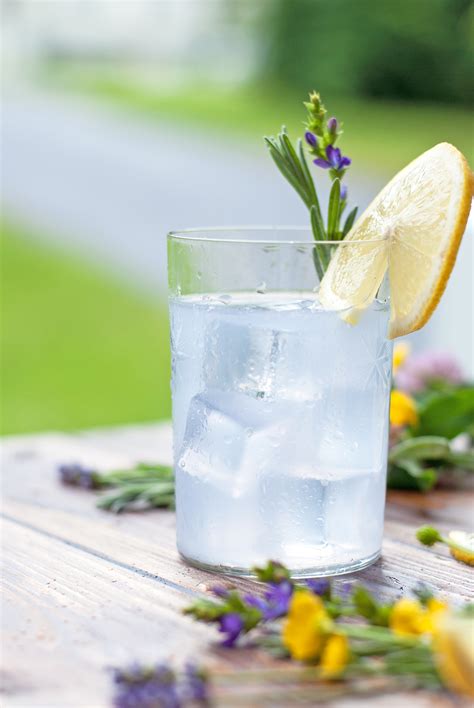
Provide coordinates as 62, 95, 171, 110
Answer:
319, 143, 473, 338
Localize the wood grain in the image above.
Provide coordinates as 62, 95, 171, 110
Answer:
1, 423, 472, 706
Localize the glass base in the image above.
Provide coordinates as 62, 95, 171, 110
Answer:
179, 549, 381, 579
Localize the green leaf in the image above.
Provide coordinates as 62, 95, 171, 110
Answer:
387, 463, 438, 491
388, 436, 451, 463
445, 449, 474, 470
252, 560, 291, 583
310, 204, 326, 241
417, 387, 474, 439
310, 205, 328, 278
280, 130, 305, 182
342, 206, 358, 236
97, 480, 175, 512
183, 599, 225, 621
327, 178, 341, 239
352, 586, 378, 621
265, 139, 311, 208
297, 138, 319, 209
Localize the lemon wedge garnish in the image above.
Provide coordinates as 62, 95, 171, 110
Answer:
319, 143, 473, 338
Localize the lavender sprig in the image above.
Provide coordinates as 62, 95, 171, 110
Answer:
183, 562, 351, 648
58, 462, 175, 512
264, 90, 358, 275
112, 661, 210, 707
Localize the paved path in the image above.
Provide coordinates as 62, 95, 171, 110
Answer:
2, 88, 472, 374
0, 88, 377, 296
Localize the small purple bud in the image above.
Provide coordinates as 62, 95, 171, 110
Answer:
327, 117, 338, 134
218, 613, 243, 647
340, 185, 348, 201
59, 463, 97, 488
305, 131, 317, 147
307, 579, 330, 596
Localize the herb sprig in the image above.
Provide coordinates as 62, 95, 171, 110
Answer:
183, 560, 471, 693
264, 91, 358, 277
59, 462, 174, 512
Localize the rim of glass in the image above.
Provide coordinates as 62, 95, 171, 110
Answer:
167, 226, 387, 246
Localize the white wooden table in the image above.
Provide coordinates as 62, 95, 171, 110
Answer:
1, 422, 472, 706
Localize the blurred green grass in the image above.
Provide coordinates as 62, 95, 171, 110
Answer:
45, 67, 474, 176
1, 221, 170, 435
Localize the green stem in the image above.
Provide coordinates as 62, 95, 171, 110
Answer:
341, 624, 419, 647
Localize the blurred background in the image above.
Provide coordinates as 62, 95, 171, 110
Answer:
1, 0, 473, 435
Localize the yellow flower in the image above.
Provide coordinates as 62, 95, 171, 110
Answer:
390, 390, 418, 427
319, 634, 350, 679
282, 590, 332, 661
448, 531, 474, 566
392, 341, 410, 374
425, 598, 449, 633
433, 613, 474, 698
389, 599, 428, 636
389, 598, 448, 636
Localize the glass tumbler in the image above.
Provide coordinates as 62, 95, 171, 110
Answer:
168, 228, 392, 577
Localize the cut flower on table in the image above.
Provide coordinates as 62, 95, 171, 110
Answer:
184, 561, 473, 699
417, 526, 474, 566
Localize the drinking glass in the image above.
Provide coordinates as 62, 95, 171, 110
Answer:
168, 228, 392, 577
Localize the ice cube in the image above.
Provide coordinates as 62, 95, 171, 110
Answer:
177, 390, 276, 496
202, 315, 331, 402
315, 387, 388, 472
203, 318, 280, 398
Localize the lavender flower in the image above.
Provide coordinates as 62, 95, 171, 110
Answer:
262, 580, 293, 619
112, 662, 209, 708
183, 663, 210, 704
305, 131, 318, 147
218, 613, 244, 647
395, 351, 464, 393
327, 117, 338, 134
58, 463, 99, 489
340, 184, 348, 201
314, 145, 351, 172
113, 664, 179, 708
243, 593, 268, 613
243, 580, 293, 621
339, 581, 353, 598
306, 579, 330, 596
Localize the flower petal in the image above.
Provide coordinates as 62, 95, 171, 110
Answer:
305, 131, 318, 147
325, 144, 339, 166
313, 158, 330, 168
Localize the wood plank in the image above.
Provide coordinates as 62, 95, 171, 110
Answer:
2, 425, 472, 604
1, 516, 215, 707
1, 424, 473, 707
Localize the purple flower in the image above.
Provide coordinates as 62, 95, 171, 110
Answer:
112, 664, 180, 708
340, 184, 348, 201
211, 585, 229, 598
339, 581, 353, 598
305, 131, 318, 147
218, 613, 243, 647
395, 351, 464, 393
244, 581, 293, 621
243, 593, 268, 613
183, 663, 209, 704
327, 117, 338, 134
59, 463, 98, 489
306, 579, 330, 596
262, 581, 293, 619
314, 145, 351, 171
112, 662, 209, 707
